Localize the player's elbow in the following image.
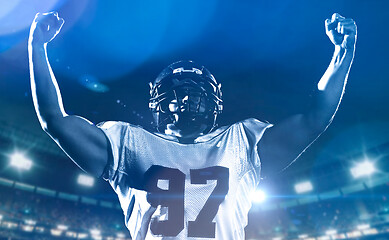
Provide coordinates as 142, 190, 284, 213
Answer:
39, 114, 66, 137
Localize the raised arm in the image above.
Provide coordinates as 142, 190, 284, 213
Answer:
29, 12, 110, 177
259, 13, 357, 177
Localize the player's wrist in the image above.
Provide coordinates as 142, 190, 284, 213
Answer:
28, 29, 48, 47
334, 44, 354, 54
28, 39, 47, 50
28, 41, 47, 59
337, 44, 355, 57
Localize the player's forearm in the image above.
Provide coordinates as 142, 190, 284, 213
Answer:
309, 45, 355, 129
29, 42, 67, 129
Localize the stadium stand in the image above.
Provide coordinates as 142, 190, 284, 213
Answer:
0, 181, 129, 240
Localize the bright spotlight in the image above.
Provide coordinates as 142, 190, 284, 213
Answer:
77, 174, 95, 187
24, 219, 36, 225
251, 189, 266, 203
10, 152, 32, 170
50, 229, 63, 236
90, 229, 101, 235
57, 224, 68, 230
325, 229, 337, 235
357, 224, 370, 230
78, 233, 88, 239
65, 231, 78, 238
294, 181, 313, 194
21, 225, 34, 232
117, 233, 125, 238
350, 161, 375, 178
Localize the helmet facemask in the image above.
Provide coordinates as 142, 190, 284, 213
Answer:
149, 61, 222, 138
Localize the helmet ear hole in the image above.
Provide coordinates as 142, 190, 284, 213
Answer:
149, 60, 223, 134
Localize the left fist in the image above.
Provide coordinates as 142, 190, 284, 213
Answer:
325, 13, 357, 50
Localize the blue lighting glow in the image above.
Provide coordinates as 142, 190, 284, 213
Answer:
251, 189, 267, 203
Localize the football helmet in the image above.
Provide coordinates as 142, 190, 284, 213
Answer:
149, 60, 223, 136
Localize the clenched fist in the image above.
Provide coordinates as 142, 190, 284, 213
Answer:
325, 13, 357, 50
29, 12, 65, 45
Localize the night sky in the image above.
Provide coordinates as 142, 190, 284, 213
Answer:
0, 0, 388, 197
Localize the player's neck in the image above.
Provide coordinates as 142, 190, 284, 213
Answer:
165, 124, 207, 143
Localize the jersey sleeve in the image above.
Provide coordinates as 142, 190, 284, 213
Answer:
96, 121, 129, 182
240, 118, 273, 180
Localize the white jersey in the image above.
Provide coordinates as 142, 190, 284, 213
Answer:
98, 118, 272, 240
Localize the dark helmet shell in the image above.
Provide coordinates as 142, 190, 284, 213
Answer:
149, 60, 223, 133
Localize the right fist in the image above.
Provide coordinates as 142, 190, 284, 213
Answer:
29, 12, 65, 45
325, 13, 357, 50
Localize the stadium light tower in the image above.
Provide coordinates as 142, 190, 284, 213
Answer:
10, 152, 32, 170
350, 161, 375, 178
77, 174, 95, 187
294, 181, 313, 194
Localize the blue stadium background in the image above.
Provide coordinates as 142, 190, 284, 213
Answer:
0, 0, 389, 239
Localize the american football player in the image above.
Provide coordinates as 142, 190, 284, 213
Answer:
28, 12, 357, 239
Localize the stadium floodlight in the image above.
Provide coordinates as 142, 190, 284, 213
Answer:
0, 214, 3, 220
10, 152, 32, 170
4, 221, 18, 229
24, 219, 36, 225
325, 229, 337, 235
92, 236, 102, 240
362, 228, 378, 235
78, 174, 95, 187
50, 229, 62, 236
298, 234, 308, 239
117, 233, 125, 238
317, 236, 330, 240
350, 161, 375, 178
357, 224, 370, 230
294, 181, 313, 194
251, 189, 266, 203
346, 230, 362, 238
90, 229, 101, 235
78, 233, 89, 239
22, 225, 34, 232
66, 231, 78, 238
57, 224, 68, 230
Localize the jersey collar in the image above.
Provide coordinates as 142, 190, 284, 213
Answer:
154, 125, 229, 144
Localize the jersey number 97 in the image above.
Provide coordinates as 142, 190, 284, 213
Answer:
144, 165, 229, 238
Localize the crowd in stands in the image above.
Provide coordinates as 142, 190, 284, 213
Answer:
245, 183, 389, 239
2, 182, 389, 239
0, 186, 129, 240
